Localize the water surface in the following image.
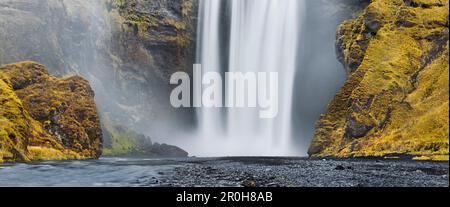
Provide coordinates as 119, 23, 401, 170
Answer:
1, 157, 448, 187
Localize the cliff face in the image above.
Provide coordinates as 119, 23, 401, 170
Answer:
0, 0, 110, 75
101, 0, 198, 135
0, 0, 197, 155
309, 0, 449, 160
107, 0, 197, 80
0, 0, 197, 125
0, 62, 102, 163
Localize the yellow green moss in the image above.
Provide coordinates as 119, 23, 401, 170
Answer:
1, 61, 102, 163
413, 155, 449, 161
27, 146, 83, 161
309, 0, 449, 160
0, 72, 31, 163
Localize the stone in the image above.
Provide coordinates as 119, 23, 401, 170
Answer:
335, 165, 345, 171
242, 180, 258, 187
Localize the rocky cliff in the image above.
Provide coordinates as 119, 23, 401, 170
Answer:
102, 0, 198, 136
0, 0, 196, 157
107, 0, 197, 80
102, 0, 197, 154
0, 61, 102, 163
309, 0, 449, 160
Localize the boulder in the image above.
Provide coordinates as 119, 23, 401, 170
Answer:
0, 61, 102, 162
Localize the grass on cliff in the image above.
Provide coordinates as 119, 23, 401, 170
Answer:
310, 0, 449, 160
0, 72, 31, 162
101, 117, 139, 156
1, 61, 102, 159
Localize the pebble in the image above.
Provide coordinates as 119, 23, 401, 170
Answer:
242, 180, 258, 187
149, 158, 449, 187
335, 165, 345, 170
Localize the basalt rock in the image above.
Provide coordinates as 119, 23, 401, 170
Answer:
309, 0, 449, 161
0, 61, 102, 162
151, 142, 188, 158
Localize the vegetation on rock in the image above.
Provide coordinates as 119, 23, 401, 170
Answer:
102, 116, 188, 157
309, 0, 449, 161
99, 0, 198, 137
107, 0, 198, 79
0, 0, 198, 139
0, 73, 31, 162
0, 61, 102, 163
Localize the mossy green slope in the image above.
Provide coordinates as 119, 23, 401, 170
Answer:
101, 116, 152, 156
0, 73, 31, 162
1, 69, 71, 162
0, 61, 103, 163
309, 0, 449, 160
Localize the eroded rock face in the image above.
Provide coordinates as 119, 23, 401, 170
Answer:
101, 0, 198, 134
0, 0, 198, 139
107, 0, 198, 80
0, 61, 102, 162
0, 0, 197, 159
309, 0, 449, 160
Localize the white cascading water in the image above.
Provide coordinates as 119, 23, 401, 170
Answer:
196, 0, 305, 156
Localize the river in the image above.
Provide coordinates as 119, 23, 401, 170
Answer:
0, 157, 448, 187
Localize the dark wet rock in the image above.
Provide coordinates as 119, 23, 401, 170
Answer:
151, 143, 188, 158
242, 180, 258, 187
345, 116, 374, 139
335, 165, 346, 170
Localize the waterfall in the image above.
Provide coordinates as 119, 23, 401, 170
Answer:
196, 0, 305, 156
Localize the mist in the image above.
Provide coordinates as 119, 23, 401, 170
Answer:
182, 0, 362, 156
291, 0, 363, 154
0, 0, 365, 157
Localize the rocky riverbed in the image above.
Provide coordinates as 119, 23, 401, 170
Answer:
157, 157, 449, 187
0, 157, 447, 187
